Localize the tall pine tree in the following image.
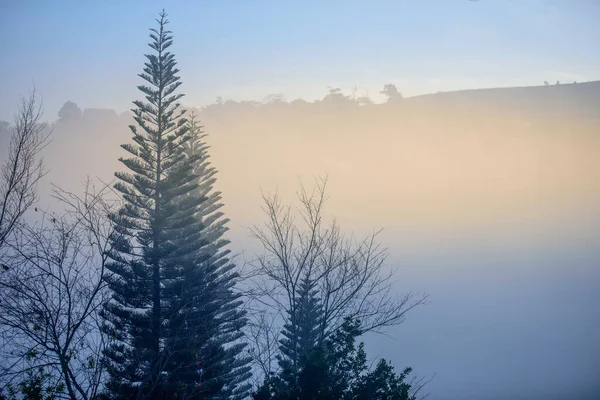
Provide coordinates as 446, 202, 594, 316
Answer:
101, 11, 250, 399
166, 114, 252, 399
278, 273, 323, 375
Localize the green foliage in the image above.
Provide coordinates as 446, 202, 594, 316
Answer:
0, 367, 65, 400
254, 317, 416, 400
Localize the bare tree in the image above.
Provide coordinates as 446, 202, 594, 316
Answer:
247, 176, 428, 375
0, 88, 50, 253
0, 179, 117, 400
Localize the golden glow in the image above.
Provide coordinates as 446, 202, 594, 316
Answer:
42, 99, 600, 249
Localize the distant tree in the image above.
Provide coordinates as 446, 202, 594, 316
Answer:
380, 84, 403, 102
325, 87, 344, 98
253, 317, 424, 400
100, 11, 250, 399
57, 101, 82, 121
322, 87, 354, 107
544, 81, 549, 86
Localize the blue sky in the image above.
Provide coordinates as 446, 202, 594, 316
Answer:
1, 0, 599, 121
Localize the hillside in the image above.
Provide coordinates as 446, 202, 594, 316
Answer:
407, 80, 600, 120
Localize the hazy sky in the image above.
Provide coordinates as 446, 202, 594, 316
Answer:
1, 0, 599, 121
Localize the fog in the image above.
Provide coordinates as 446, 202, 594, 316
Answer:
3, 91, 598, 399
2, 1, 599, 397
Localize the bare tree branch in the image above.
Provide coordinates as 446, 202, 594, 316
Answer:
246, 176, 429, 380
0, 88, 50, 253
0, 178, 117, 400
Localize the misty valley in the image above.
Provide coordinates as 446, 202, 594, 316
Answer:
1, 3, 599, 400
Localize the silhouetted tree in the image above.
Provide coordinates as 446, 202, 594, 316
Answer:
175, 113, 252, 398
253, 317, 420, 400
248, 178, 428, 385
278, 273, 323, 377
57, 101, 82, 121
322, 88, 355, 108
380, 84, 403, 102
100, 11, 250, 399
